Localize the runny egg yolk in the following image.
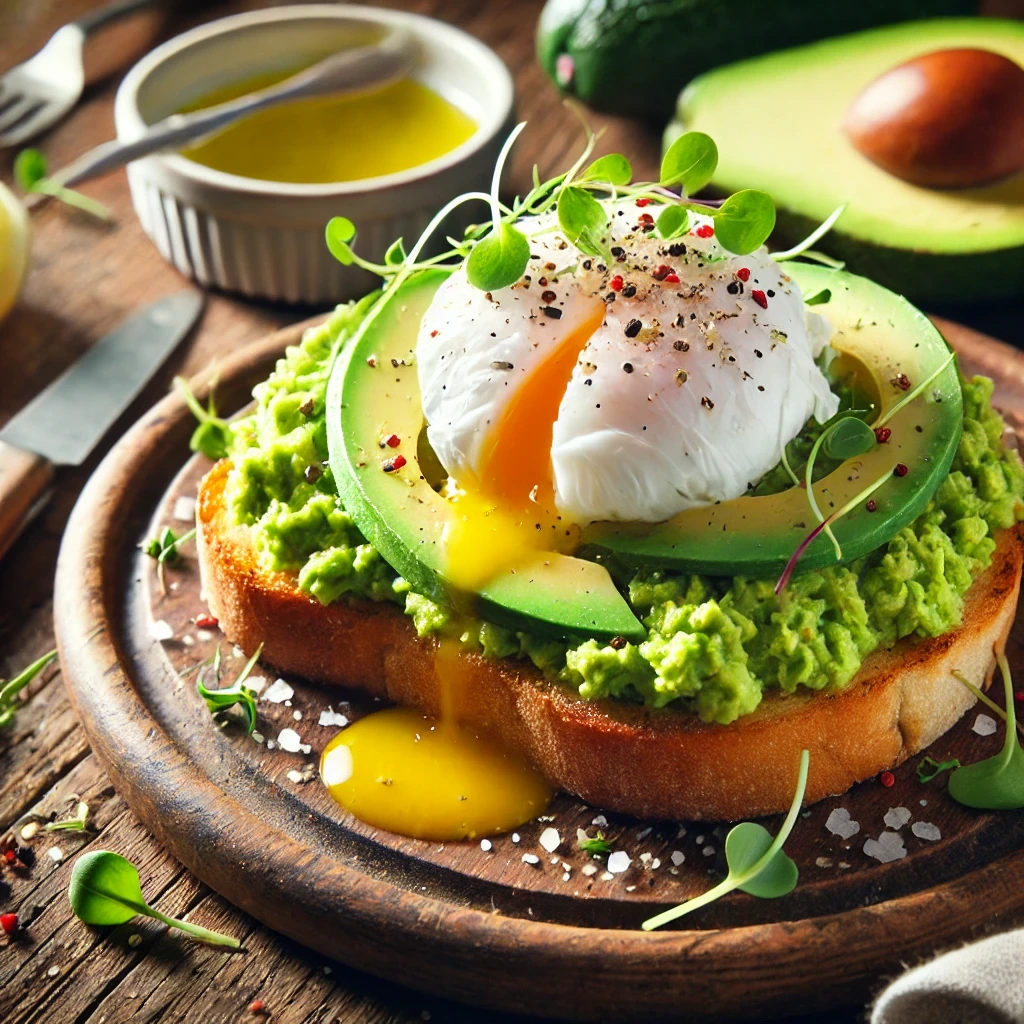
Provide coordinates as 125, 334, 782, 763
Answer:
320, 640, 552, 840
442, 299, 607, 592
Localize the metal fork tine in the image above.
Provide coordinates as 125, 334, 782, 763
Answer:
0, 98, 45, 139
0, 90, 24, 117
0, 104, 55, 147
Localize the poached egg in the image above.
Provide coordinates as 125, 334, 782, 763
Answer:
418, 201, 837, 528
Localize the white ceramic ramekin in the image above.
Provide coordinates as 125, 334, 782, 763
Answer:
114, 5, 514, 304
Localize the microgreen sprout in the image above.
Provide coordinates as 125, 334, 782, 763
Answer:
46, 801, 90, 833
69, 850, 240, 948
576, 829, 612, 855
642, 750, 809, 930
948, 655, 1024, 810
804, 288, 831, 307
196, 643, 262, 735
14, 148, 111, 221
873, 350, 957, 431
772, 204, 847, 262
324, 121, 782, 297
0, 650, 58, 729
776, 467, 895, 594
917, 756, 961, 784
174, 376, 234, 461
141, 525, 196, 595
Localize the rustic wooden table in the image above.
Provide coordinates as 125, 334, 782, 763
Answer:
0, 2, 1019, 1022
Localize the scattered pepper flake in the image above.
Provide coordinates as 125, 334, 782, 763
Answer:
637, 213, 654, 227
652, 264, 672, 281
624, 319, 642, 338
874, 427, 892, 444
663, 272, 680, 284
892, 373, 911, 391
635, 197, 652, 207
541, 289, 557, 303
866, 499, 878, 512
621, 362, 634, 374
385, 434, 401, 448
382, 455, 407, 473
880, 770, 896, 788
751, 289, 768, 309
621, 283, 637, 298
701, 395, 714, 410
541, 306, 562, 320
609, 635, 627, 650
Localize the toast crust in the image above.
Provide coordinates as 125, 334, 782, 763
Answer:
198, 460, 1023, 820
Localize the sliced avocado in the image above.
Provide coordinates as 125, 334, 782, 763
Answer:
582, 264, 963, 578
537, 0, 976, 121
326, 270, 645, 643
667, 18, 1024, 304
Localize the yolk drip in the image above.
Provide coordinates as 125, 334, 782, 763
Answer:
442, 300, 607, 592
320, 641, 552, 840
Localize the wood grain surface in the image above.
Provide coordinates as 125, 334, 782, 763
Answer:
1, 0, 1022, 1022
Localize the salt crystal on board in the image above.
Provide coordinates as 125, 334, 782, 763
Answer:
863, 831, 906, 863
522, 853, 540, 865
883, 807, 912, 830
277, 728, 303, 753
262, 679, 294, 703
912, 821, 941, 842
670, 850, 685, 867
582, 864, 598, 876
319, 708, 349, 727
539, 827, 561, 853
607, 851, 631, 874
973, 714, 998, 736
246, 676, 267, 694
826, 807, 861, 839
149, 619, 174, 642
196, 629, 214, 643
591, 815, 608, 827
480, 840, 492, 852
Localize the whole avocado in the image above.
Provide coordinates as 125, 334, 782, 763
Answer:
537, 0, 978, 120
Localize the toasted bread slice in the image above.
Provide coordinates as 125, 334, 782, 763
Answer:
197, 459, 1023, 821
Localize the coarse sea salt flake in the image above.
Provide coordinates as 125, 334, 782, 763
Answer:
883, 807, 912, 830
196, 629, 214, 642
172, 496, 197, 522
864, 831, 906, 863
47, 847, 63, 862
149, 619, 174, 642
522, 853, 540, 865
319, 708, 349, 728
246, 676, 267, 694
600, 871, 614, 881
670, 850, 685, 867
973, 713, 998, 736
277, 728, 303, 753
912, 821, 941, 842
591, 815, 608, 827
826, 807, 861, 839
607, 851, 631, 874
286, 770, 303, 784
539, 827, 561, 853
262, 678, 294, 703
582, 864, 598, 876
480, 839, 492, 852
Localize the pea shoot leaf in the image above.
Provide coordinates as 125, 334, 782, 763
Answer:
656, 205, 690, 239
0, 650, 57, 729
917, 756, 960, 783
642, 750, 808, 930
949, 655, 1024, 810
326, 217, 357, 266
174, 376, 233, 461
13, 147, 111, 221
579, 153, 632, 186
660, 132, 717, 194
384, 238, 406, 266
465, 221, 530, 291
804, 288, 832, 306
69, 851, 240, 947
822, 417, 875, 460
713, 189, 776, 255
557, 185, 609, 259
14, 148, 47, 191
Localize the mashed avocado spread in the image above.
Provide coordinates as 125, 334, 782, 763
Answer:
224, 300, 1024, 725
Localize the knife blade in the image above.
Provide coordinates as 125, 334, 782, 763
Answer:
0, 289, 204, 560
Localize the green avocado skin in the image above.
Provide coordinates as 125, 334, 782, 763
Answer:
537, 0, 976, 121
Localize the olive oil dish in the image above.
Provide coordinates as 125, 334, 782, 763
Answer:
193, 127, 1024, 863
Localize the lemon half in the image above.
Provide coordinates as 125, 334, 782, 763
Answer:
0, 181, 30, 324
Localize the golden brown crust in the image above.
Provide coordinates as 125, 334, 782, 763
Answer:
198, 459, 1024, 821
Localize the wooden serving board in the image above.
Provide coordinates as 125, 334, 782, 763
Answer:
53, 315, 1024, 1022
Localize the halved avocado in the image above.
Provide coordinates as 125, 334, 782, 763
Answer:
582, 264, 963, 577
326, 270, 645, 643
667, 18, 1024, 304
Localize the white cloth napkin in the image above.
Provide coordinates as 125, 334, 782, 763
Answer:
872, 929, 1024, 1024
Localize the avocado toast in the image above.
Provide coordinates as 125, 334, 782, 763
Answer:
194, 131, 1024, 823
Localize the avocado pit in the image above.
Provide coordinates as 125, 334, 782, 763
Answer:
843, 48, 1024, 189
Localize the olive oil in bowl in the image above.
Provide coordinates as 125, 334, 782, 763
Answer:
180, 75, 477, 184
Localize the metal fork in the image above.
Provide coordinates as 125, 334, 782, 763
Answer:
0, 0, 157, 149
